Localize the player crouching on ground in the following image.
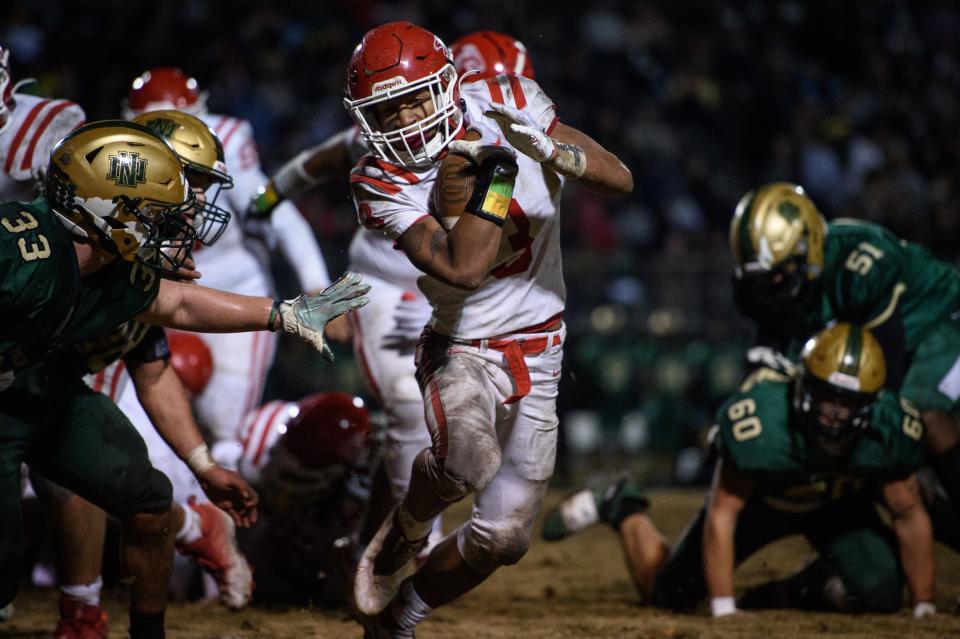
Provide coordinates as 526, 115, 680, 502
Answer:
342, 21, 632, 638
545, 323, 937, 618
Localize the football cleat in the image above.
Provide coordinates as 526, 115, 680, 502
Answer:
355, 504, 429, 615
541, 477, 649, 541
358, 607, 415, 639
51, 595, 108, 639
176, 499, 254, 610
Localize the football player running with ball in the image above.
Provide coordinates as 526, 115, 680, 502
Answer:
340, 21, 632, 638
0, 121, 368, 639
247, 28, 539, 568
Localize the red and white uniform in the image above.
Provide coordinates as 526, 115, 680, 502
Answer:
213, 399, 297, 484
350, 74, 566, 567
351, 75, 565, 338
0, 93, 84, 201
193, 113, 330, 447
338, 125, 434, 499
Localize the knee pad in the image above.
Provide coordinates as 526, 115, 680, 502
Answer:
457, 517, 533, 573
412, 448, 470, 504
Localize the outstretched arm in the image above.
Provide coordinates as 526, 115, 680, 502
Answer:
136, 273, 369, 359
883, 473, 936, 615
703, 458, 755, 616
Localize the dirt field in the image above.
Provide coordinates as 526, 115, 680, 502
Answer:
3, 488, 960, 638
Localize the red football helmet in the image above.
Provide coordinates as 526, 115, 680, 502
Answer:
123, 67, 207, 118
451, 31, 535, 82
166, 330, 214, 396
0, 46, 14, 135
282, 392, 370, 468
343, 21, 463, 167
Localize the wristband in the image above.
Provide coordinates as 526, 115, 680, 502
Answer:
273, 149, 322, 198
913, 601, 936, 618
267, 299, 283, 331
548, 142, 587, 178
251, 181, 282, 218
465, 156, 519, 226
710, 596, 737, 618
185, 444, 216, 474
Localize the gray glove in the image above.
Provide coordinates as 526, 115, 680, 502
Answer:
279, 272, 370, 361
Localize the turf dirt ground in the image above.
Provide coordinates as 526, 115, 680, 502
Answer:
3, 488, 960, 638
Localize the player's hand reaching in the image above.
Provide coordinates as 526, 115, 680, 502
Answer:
196, 465, 259, 528
485, 102, 586, 178
277, 272, 370, 360
448, 135, 518, 166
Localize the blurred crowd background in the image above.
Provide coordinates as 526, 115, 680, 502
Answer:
4, 0, 957, 483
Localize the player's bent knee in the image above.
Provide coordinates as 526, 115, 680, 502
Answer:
414, 446, 500, 503
458, 517, 533, 573
116, 468, 173, 518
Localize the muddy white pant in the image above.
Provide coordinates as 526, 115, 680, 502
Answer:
414, 324, 564, 572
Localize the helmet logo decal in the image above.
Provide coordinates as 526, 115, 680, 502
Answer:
107, 151, 148, 188
777, 200, 800, 221
371, 75, 408, 93
142, 117, 177, 140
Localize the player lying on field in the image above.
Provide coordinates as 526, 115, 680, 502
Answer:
544, 323, 937, 618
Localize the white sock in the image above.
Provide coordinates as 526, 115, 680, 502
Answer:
391, 580, 432, 634
176, 502, 203, 545
60, 576, 102, 606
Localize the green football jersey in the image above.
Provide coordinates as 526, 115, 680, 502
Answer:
0, 197, 160, 372
715, 378, 923, 513
69, 320, 152, 375
815, 219, 960, 350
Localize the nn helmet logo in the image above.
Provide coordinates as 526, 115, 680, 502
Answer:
143, 117, 177, 140
107, 151, 148, 188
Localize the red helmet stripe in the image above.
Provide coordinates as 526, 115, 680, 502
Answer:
486, 77, 505, 105
20, 100, 73, 172
507, 74, 527, 111
4, 99, 47, 174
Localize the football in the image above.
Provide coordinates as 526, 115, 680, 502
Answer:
432, 128, 482, 229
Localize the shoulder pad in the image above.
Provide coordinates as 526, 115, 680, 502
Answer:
716, 381, 801, 473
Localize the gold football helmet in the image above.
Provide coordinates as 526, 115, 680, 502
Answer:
794, 323, 886, 456
729, 183, 827, 311
45, 120, 195, 273
131, 109, 232, 245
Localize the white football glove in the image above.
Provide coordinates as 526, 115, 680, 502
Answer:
448, 136, 518, 165
278, 272, 370, 361
485, 102, 586, 177
485, 102, 555, 162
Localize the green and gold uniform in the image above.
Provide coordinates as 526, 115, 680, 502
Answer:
0, 198, 171, 606
652, 377, 923, 613
746, 219, 960, 411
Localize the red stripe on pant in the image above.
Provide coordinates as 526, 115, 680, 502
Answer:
426, 378, 449, 463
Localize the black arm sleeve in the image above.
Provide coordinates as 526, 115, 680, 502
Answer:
122, 325, 170, 365
867, 306, 907, 392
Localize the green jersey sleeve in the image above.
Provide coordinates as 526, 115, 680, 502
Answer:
849, 392, 924, 479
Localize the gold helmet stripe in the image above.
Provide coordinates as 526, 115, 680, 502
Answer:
839, 324, 861, 378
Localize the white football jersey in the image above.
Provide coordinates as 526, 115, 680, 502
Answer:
350, 74, 566, 339
193, 114, 271, 294
341, 126, 424, 290
235, 399, 299, 484
0, 94, 85, 201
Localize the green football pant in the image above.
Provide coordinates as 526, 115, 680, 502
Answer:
0, 368, 171, 607
652, 497, 901, 612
